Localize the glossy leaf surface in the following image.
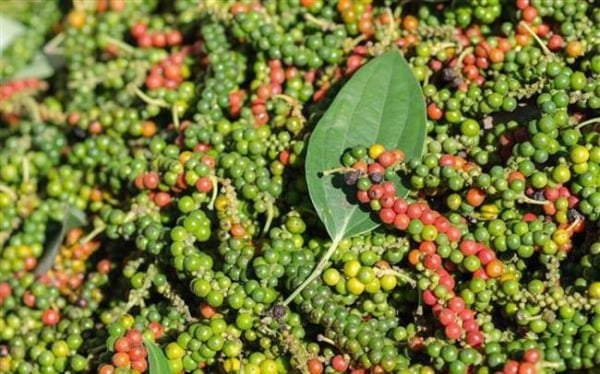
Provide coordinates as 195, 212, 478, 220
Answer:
305, 49, 426, 241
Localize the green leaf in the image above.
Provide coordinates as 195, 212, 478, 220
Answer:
305, 48, 426, 242
12, 52, 54, 80
35, 205, 87, 275
0, 14, 25, 52
144, 339, 170, 374
0, 14, 56, 80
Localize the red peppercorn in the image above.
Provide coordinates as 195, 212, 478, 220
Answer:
42, 308, 60, 326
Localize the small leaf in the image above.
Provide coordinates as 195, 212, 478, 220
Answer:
63, 206, 88, 231
144, 339, 170, 374
0, 15, 56, 80
305, 49, 426, 241
13, 52, 54, 79
35, 205, 87, 275
0, 14, 25, 52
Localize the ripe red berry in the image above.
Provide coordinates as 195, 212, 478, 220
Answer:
459, 309, 475, 321
427, 103, 443, 120
357, 190, 370, 204
446, 227, 462, 242
424, 254, 442, 270
112, 352, 130, 368
114, 337, 130, 353
379, 195, 396, 209
518, 362, 537, 374
392, 198, 408, 214
439, 154, 455, 167
196, 176, 213, 193
270, 68, 285, 85
151, 32, 167, 48
438, 308, 456, 326
148, 322, 164, 339
466, 331, 484, 347
131, 359, 148, 372
129, 346, 147, 361
23, 291, 36, 307
478, 248, 496, 265
154, 192, 172, 207
460, 240, 479, 256
368, 185, 385, 200
462, 318, 479, 332
346, 54, 363, 74
379, 208, 396, 224
548, 34, 564, 51
393, 213, 410, 230
127, 330, 144, 346
137, 34, 153, 48
422, 290, 437, 306
432, 216, 448, 232
448, 297, 466, 313
42, 308, 60, 326
523, 348, 541, 363
98, 364, 115, 374
331, 355, 349, 372
466, 187, 486, 207
131, 22, 147, 38
367, 162, 385, 176
166, 30, 183, 46
503, 360, 520, 374
438, 275, 456, 290
377, 151, 396, 168
419, 241, 436, 255
143, 172, 159, 189
444, 322, 462, 340
521, 6, 538, 22
473, 268, 489, 279
145, 74, 163, 90
516, 0, 529, 10
163, 64, 181, 81
0, 282, 11, 298
381, 181, 396, 196
406, 203, 423, 219
307, 358, 324, 374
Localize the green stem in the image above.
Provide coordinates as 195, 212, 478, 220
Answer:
0, 184, 17, 201
21, 157, 30, 185
43, 32, 65, 55
23, 97, 42, 123
124, 263, 156, 313
207, 176, 219, 210
171, 105, 180, 130
132, 86, 169, 108
575, 116, 600, 130
262, 196, 274, 236
316, 334, 337, 346
79, 223, 106, 245
539, 362, 562, 369
102, 35, 135, 55
455, 46, 474, 70
518, 194, 549, 206
519, 21, 553, 57
376, 268, 416, 287
431, 42, 457, 55
321, 166, 356, 177
343, 34, 366, 54
303, 13, 338, 31
156, 283, 193, 322
566, 217, 583, 233
282, 236, 342, 307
